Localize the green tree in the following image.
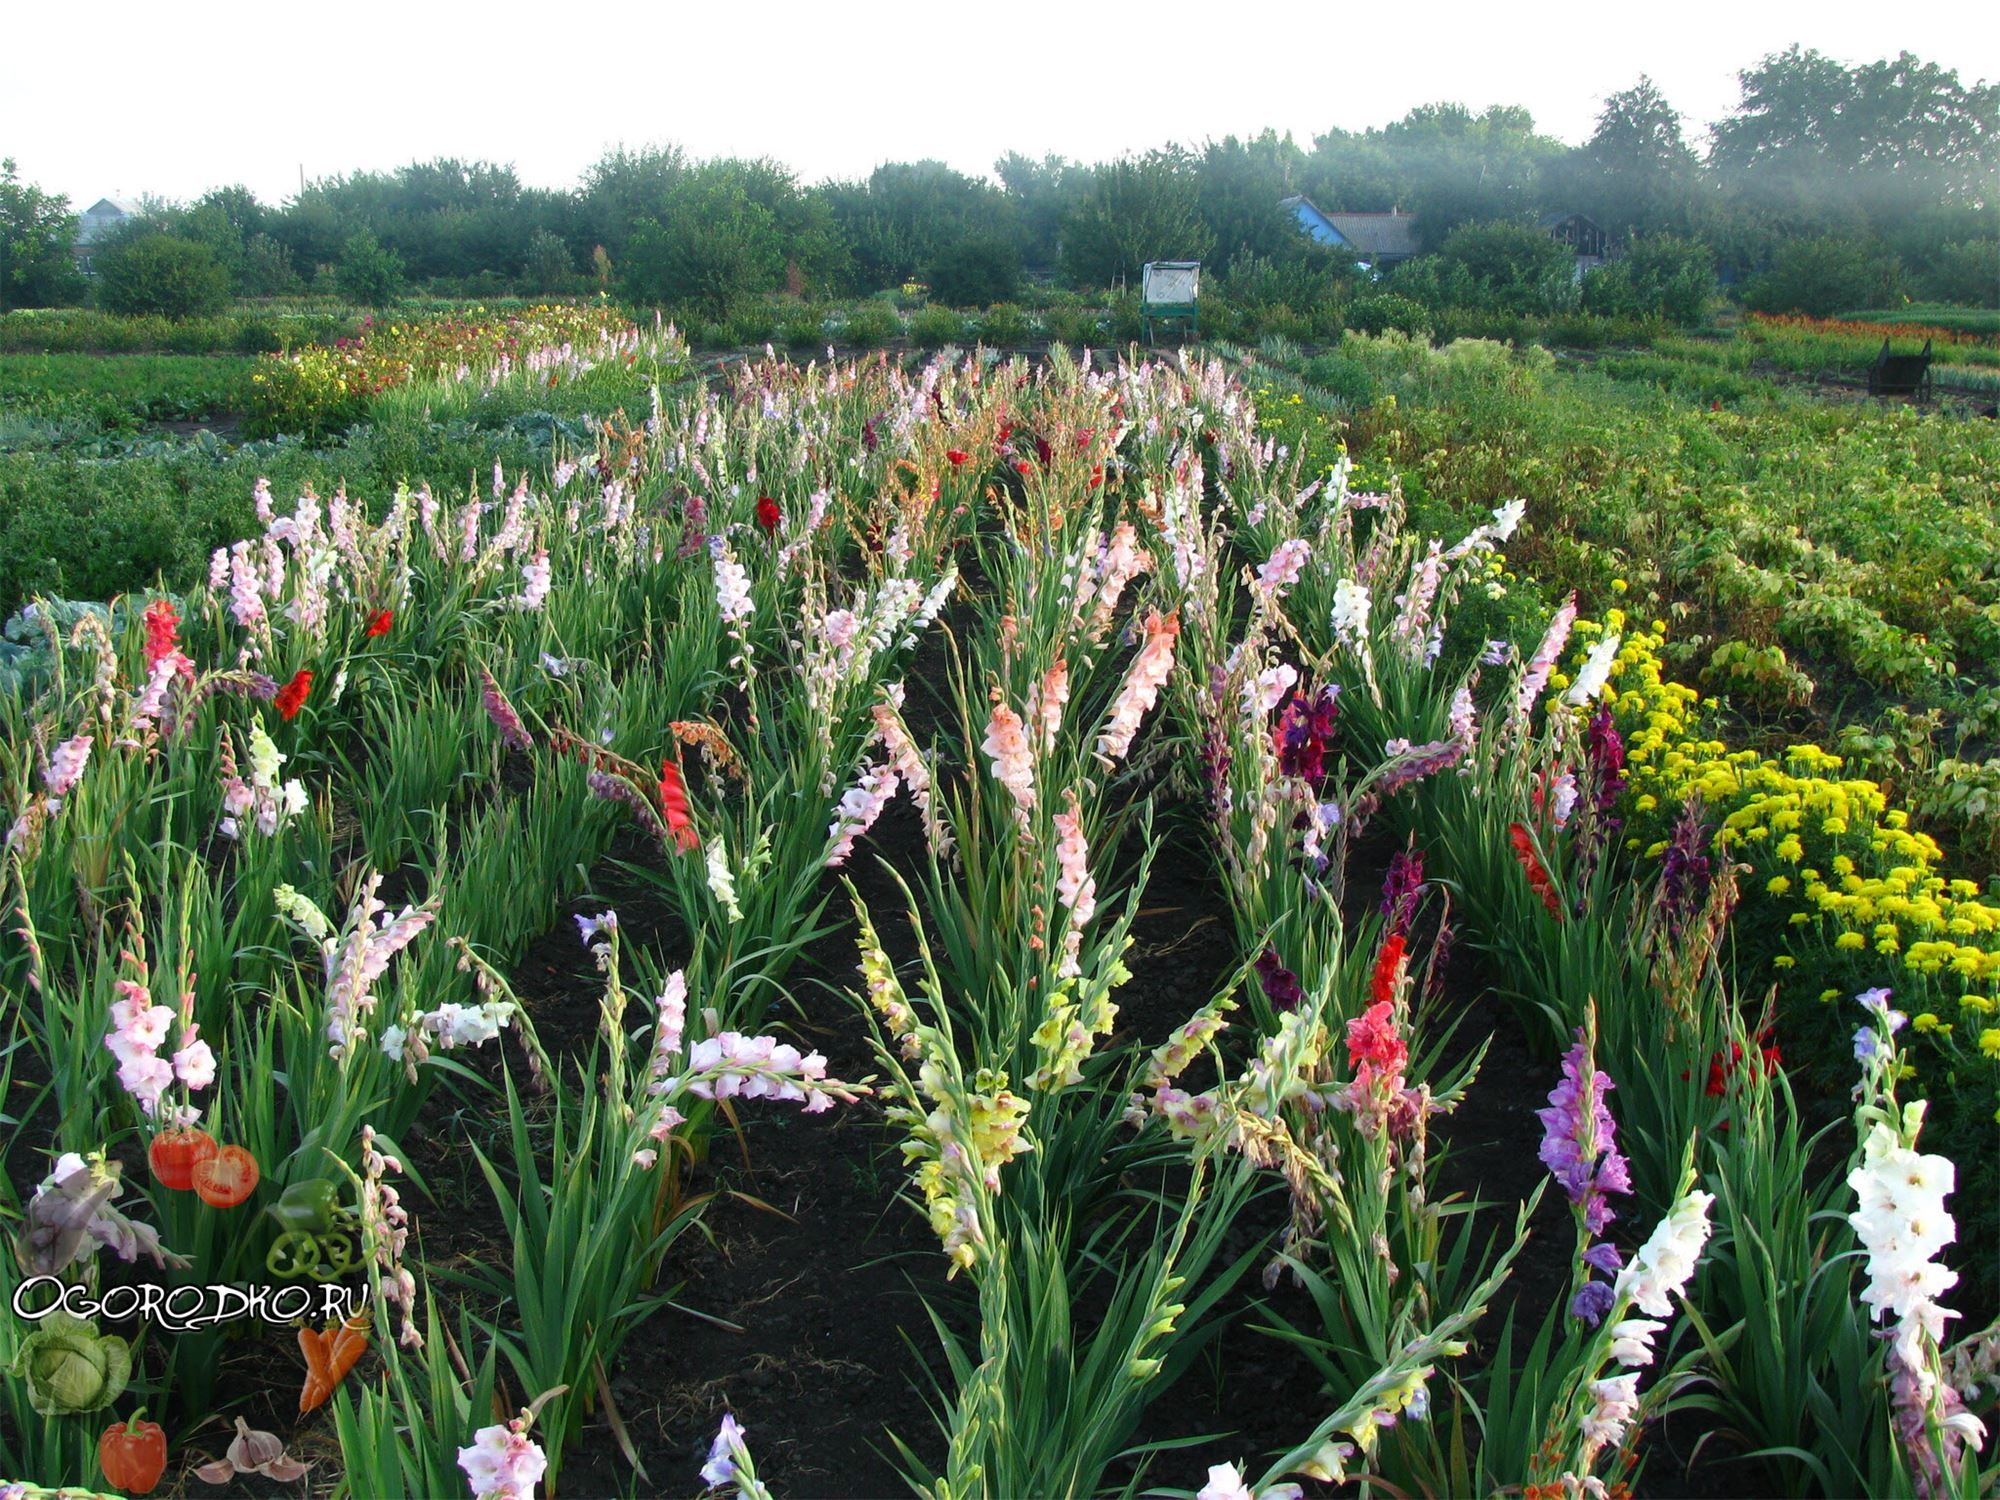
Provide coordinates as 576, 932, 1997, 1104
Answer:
1911, 240, 1999, 308
821, 160, 1018, 294
94, 234, 230, 317
926, 235, 1022, 307
237, 233, 301, 297
994, 152, 1078, 274
1059, 151, 1214, 290
0, 158, 84, 311
1418, 218, 1577, 315
333, 229, 404, 306
1196, 132, 1322, 274
1581, 234, 1715, 323
621, 174, 783, 319
523, 229, 577, 293
1740, 234, 1903, 316
1711, 47, 2000, 222
1566, 77, 1703, 236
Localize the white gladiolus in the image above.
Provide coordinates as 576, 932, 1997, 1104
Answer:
1613, 1187, 1713, 1317
1329, 579, 1371, 648
1564, 635, 1621, 707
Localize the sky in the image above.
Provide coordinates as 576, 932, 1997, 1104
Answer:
9, 0, 1997, 210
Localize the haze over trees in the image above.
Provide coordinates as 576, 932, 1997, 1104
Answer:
7, 45, 1995, 319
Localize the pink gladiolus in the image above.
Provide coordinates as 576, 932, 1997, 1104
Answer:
1053, 789, 1097, 980
1097, 611, 1180, 766
1255, 537, 1311, 595
827, 763, 900, 867
981, 701, 1036, 832
1515, 593, 1578, 725
44, 735, 93, 800
1030, 658, 1069, 751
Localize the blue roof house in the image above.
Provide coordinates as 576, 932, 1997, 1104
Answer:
1279, 197, 1420, 271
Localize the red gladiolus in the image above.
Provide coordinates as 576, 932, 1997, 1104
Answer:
1507, 823, 1563, 920
274, 670, 313, 722
1014, 460, 1032, 476
946, 449, 970, 467
1370, 933, 1407, 1008
142, 599, 180, 671
365, 609, 393, 637
1346, 1000, 1407, 1076
657, 758, 700, 853
755, 496, 781, 533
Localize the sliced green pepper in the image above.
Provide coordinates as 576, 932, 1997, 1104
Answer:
266, 1179, 342, 1236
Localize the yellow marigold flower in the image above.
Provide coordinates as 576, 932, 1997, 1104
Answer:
1959, 995, 1993, 1013
1773, 955, 1796, 969
1767, 876, 1792, 896
1835, 931, 1868, 951
1789, 912, 1812, 926
1911, 1012, 1941, 1033
1978, 1028, 2000, 1058
1821, 988, 1842, 1003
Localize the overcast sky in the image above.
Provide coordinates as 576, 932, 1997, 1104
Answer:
9, 0, 1996, 209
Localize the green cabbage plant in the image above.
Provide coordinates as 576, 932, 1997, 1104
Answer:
7, 1312, 131, 1416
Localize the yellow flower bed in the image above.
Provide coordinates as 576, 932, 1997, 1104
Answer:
1564, 617, 2000, 1110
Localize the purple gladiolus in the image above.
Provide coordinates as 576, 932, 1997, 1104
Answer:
1255, 948, 1306, 1013
1538, 1028, 1633, 1324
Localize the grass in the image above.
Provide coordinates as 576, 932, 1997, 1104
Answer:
0, 352, 258, 425
1839, 305, 2000, 336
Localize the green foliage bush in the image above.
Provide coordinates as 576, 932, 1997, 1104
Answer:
622, 175, 784, 320
333, 232, 406, 307
779, 303, 828, 349
1418, 220, 1579, 317
909, 304, 966, 348
1345, 293, 1432, 338
1742, 236, 1903, 318
839, 301, 901, 347
1909, 241, 2000, 310
926, 235, 1022, 308
974, 303, 1032, 347
1042, 302, 1103, 348
93, 236, 231, 319
1581, 235, 1715, 325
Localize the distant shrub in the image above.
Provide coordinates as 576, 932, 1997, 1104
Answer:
1043, 303, 1103, 348
1345, 293, 1431, 339
1107, 291, 1144, 345
726, 303, 776, 347
1742, 236, 1903, 318
779, 304, 828, 349
1582, 235, 1715, 326
840, 301, 900, 347
909, 304, 966, 348
1300, 351, 1382, 407
975, 302, 1031, 347
1911, 241, 2000, 310
927, 236, 1023, 308
94, 236, 231, 319
333, 231, 405, 308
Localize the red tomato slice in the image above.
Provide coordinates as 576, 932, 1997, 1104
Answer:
192, 1144, 261, 1208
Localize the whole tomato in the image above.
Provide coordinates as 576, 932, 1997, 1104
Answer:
146, 1128, 217, 1191
191, 1145, 260, 1208
99, 1407, 168, 1494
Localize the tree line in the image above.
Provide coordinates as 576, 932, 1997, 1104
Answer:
4, 45, 1995, 322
